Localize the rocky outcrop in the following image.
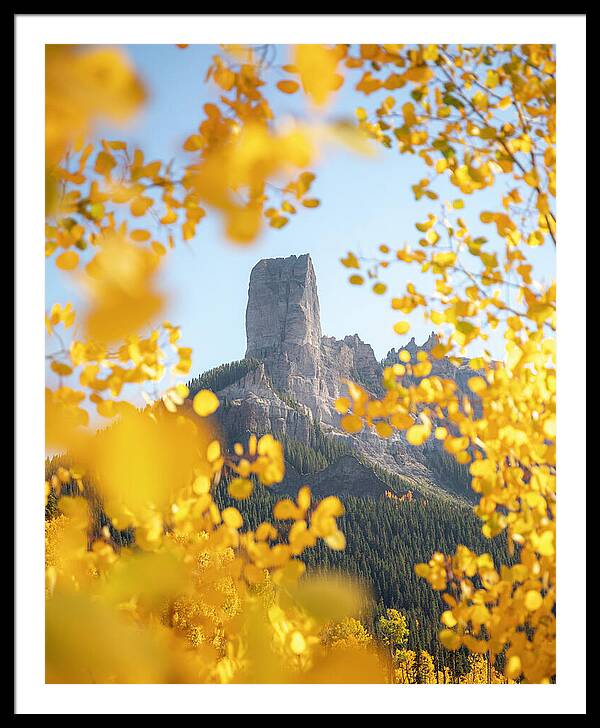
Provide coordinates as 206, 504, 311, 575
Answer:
246, 254, 322, 358
206, 254, 478, 502
218, 361, 315, 445
244, 254, 384, 426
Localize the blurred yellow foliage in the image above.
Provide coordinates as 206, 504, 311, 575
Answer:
46, 45, 145, 167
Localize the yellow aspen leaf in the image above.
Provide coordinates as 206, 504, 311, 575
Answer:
349, 275, 364, 285
334, 396, 350, 414
373, 282, 387, 295
432, 252, 456, 268
56, 251, 79, 270
439, 629, 461, 651
524, 590, 543, 611
131, 229, 150, 242
206, 440, 221, 463
423, 45, 439, 62
375, 421, 393, 438
413, 360, 432, 377
214, 67, 235, 91
524, 169, 539, 187
404, 65, 433, 84
431, 343, 447, 359
543, 417, 556, 438
535, 531, 555, 557
426, 229, 440, 245
341, 414, 362, 434
341, 252, 360, 269
468, 377, 487, 394
297, 485, 311, 512
50, 361, 73, 376
89, 203, 105, 221
277, 79, 300, 94
222, 507, 243, 530
130, 196, 153, 217
316, 496, 344, 518
228, 478, 253, 500
325, 529, 346, 551
441, 610, 457, 628
269, 215, 289, 229
273, 498, 302, 521
390, 413, 413, 430
182, 220, 196, 241
393, 321, 410, 335
160, 208, 177, 225
62, 303, 76, 328
357, 71, 382, 95
302, 198, 320, 208
94, 151, 116, 177
193, 390, 219, 417
485, 69, 499, 88
183, 135, 203, 152
505, 655, 522, 680
507, 315, 522, 331
406, 424, 429, 446
462, 635, 488, 654
295, 44, 339, 106
97, 399, 117, 418
444, 436, 469, 454
527, 230, 544, 246
192, 474, 211, 495
414, 563, 430, 578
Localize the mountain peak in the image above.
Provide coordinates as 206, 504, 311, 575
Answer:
245, 253, 321, 359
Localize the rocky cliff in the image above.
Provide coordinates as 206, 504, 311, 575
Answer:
196, 254, 478, 502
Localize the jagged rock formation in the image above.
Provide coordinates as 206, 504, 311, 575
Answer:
197, 253, 479, 502
243, 254, 383, 425
382, 334, 478, 398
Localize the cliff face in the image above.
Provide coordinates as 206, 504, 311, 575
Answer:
246, 254, 322, 358
214, 254, 477, 501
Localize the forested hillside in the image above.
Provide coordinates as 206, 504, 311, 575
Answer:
214, 481, 513, 674
186, 358, 261, 398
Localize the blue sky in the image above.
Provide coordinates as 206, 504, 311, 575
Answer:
47, 44, 555, 384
